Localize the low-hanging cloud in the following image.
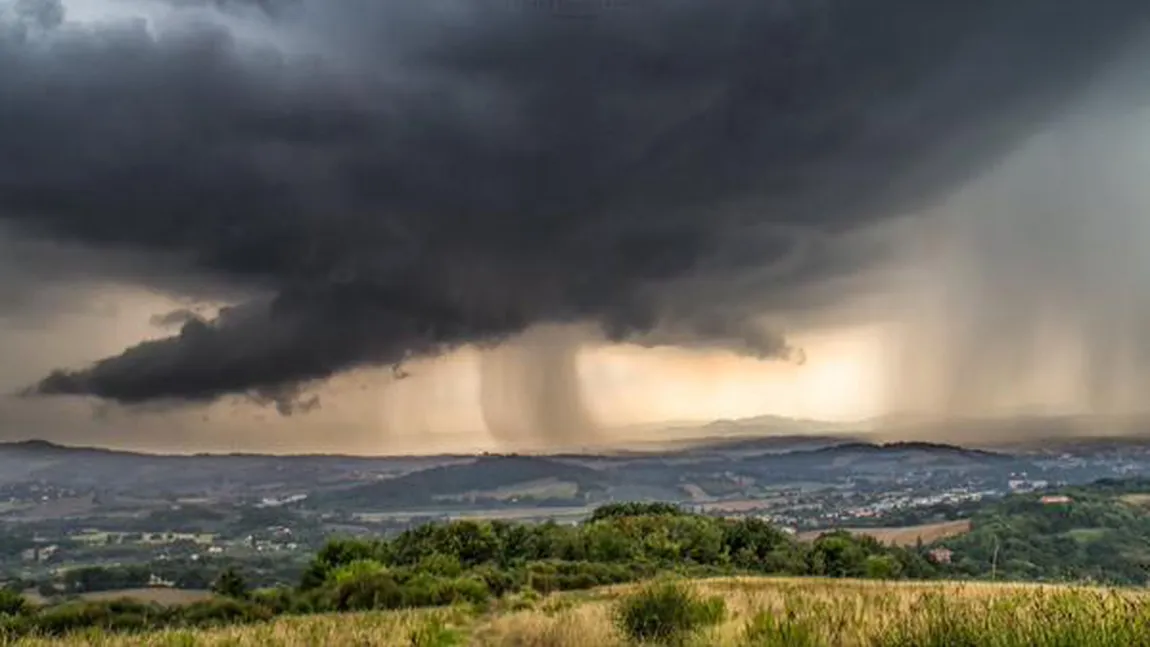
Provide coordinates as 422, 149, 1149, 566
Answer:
3, 0, 1150, 415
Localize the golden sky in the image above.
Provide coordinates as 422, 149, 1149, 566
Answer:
0, 283, 893, 454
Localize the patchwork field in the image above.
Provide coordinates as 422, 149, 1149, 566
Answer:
9, 576, 1148, 646
1120, 493, 1150, 507
799, 519, 972, 546
20, 588, 214, 607
76, 588, 214, 605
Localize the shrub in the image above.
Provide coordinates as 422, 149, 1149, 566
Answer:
177, 598, 274, 628
864, 555, 903, 580
409, 616, 462, 647
502, 588, 540, 612
401, 573, 447, 607
400, 574, 490, 608
211, 568, 249, 599
0, 613, 33, 639
525, 564, 560, 594
590, 502, 685, 522
469, 565, 519, 597
418, 553, 465, 578
300, 538, 386, 590
613, 580, 725, 645
31, 599, 165, 636
0, 589, 28, 616
249, 586, 297, 614
741, 610, 822, 647
444, 577, 491, 606
328, 562, 403, 611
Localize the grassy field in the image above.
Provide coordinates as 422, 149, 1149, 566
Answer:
75, 589, 214, 605
7, 577, 1149, 646
21, 588, 214, 608
433, 479, 581, 504
1120, 493, 1150, 508
799, 520, 973, 546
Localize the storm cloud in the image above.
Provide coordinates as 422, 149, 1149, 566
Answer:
3, 0, 1150, 414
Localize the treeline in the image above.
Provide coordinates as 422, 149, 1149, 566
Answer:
294, 500, 939, 612
941, 485, 1150, 584
0, 502, 942, 638
316, 456, 604, 509
0, 588, 273, 638
15, 553, 310, 600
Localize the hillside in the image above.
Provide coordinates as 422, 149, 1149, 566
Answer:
9, 578, 1147, 646
0, 440, 453, 497
316, 456, 608, 508
8, 485, 1150, 643
934, 480, 1150, 584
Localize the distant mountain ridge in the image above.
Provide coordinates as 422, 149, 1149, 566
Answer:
807, 440, 1009, 460
6, 410, 1150, 458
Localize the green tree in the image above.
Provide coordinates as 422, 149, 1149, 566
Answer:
809, 533, 867, 577
864, 554, 902, 580
212, 568, 249, 599
590, 502, 684, 522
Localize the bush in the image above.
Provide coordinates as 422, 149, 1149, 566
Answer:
328, 562, 403, 611
418, 553, 465, 578
399, 574, 490, 608
249, 586, 297, 614
176, 598, 274, 628
409, 616, 462, 647
211, 568, 249, 599
590, 502, 685, 522
613, 580, 725, 645
31, 599, 166, 636
300, 538, 386, 590
864, 555, 903, 580
469, 565, 519, 597
741, 610, 822, 647
0, 589, 28, 616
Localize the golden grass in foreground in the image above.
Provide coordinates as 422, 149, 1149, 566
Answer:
8, 577, 1150, 646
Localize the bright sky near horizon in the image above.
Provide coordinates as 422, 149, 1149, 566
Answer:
0, 281, 890, 454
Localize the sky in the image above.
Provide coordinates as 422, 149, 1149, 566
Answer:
3, 0, 1150, 454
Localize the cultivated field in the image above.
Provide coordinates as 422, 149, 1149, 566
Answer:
20, 588, 214, 608
8, 577, 1149, 646
76, 589, 214, 605
799, 519, 972, 546
1120, 493, 1150, 507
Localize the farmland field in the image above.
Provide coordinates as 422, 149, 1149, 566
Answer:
20, 588, 214, 607
1120, 493, 1150, 507
9, 577, 1149, 646
354, 504, 597, 524
799, 519, 972, 546
76, 588, 214, 605
432, 478, 581, 503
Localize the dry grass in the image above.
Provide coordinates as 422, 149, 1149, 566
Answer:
3, 608, 469, 647
76, 589, 214, 605
799, 520, 972, 546
697, 498, 785, 513
21, 589, 213, 608
1119, 493, 1150, 507
7, 577, 1148, 646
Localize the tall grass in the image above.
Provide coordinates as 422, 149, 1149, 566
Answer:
6, 578, 1150, 646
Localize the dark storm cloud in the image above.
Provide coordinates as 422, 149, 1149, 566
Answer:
149, 308, 204, 328
4, 0, 1150, 410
